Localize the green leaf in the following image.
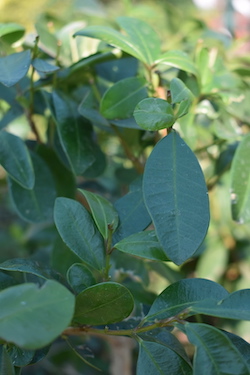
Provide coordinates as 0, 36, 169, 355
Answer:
0, 258, 55, 280
145, 278, 228, 322
230, 134, 250, 223
134, 98, 175, 130
78, 188, 119, 239
0, 23, 25, 44
170, 78, 193, 118
74, 282, 134, 325
0, 346, 15, 375
143, 132, 210, 265
8, 152, 56, 223
0, 131, 34, 189
74, 16, 161, 65
224, 331, 250, 367
114, 230, 168, 261
155, 50, 197, 76
100, 77, 148, 119
185, 323, 250, 375
67, 263, 96, 294
32, 58, 59, 73
0, 280, 75, 349
7, 346, 34, 367
192, 289, 250, 320
53, 92, 95, 175
54, 197, 105, 271
137, 334, 192, 375
0, 51, 31, 87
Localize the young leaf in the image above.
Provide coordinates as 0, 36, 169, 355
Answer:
143, 132, 210, 265
0, 23, 25, 44
0, 131, 34, 189
100, 77, 147, 119
8, 152, 56, 223
0, 50, 31, 87
114, 230, 168, 261
170, 78, 193, 118
145, 278, 228, 322
78, 188, 119, 239
185, 323, 250, 375
74, 17, 161, 65
54, 197, 105, 271
230, 133, 250, 223
134, 98, 175, 130
74, 282, 134, 325
155, 50, 197, 76
0, 281, 75, 349
67, 263, 96, 294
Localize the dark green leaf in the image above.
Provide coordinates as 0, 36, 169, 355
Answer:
155, 50, 197, 75
0, 346, 15, 375
54, 197, 105, 271
8, 152, 56, 223
0, 131, 34, 189
0, 51, 31, 87
67, 263, 96, 294
145, 278, 228, 322
0, 272, 16, 291
230, 134, 250, 223
185, 323, 250, 375
7, 346, 34, 367
78, 89, 109, 127
134, 98, 175, 130
78, 188, 119, 239
0, 23, 25, 44
143, 132, 210, 265
0, 281, 75, 349
32, 58, 59, 73
0, 258, 54, 280
114, 230, 168, 261
224, 331, 250, 367
74, 282, 134, 325
100, 77, 147, 119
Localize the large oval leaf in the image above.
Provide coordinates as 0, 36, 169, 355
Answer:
143, 132, 210, 265
100, 77, 147, 119
0, 50, 31, 87
230, 133, 250, 223
0, 281, 75, 349
0, 131, 34, 189
74, 282, 134, 325
54, 197, 105, 271
185, 323, 250, 375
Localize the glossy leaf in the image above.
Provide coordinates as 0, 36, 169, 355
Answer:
53, 92, 95, 175
230, 133, 250, 223
74, 282, 134, 325
78, 189, 119, 239
185, 323, 250, 375
0, 51, 31, 87
145, 278, 228, 322
114, 230, 168, 261
0, 131, 34, 189
155, 50, 197, 75
67, 263, 96, 294
7, 346, 34, 367
134, 98, 175, 130
8, 152, 56, 223
143, 132, 210, 265
32, 58, 59, 73
0, 281, 75, 349
74, 16, 161, 65
0, 258, 54, 280
0, 23, 25, 44
192, 289, 250, 320
54, 197, 105, 271
100, 77, 147, 119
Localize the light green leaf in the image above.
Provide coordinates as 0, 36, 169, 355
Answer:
0, 131, 34, 189
0, 23, 25, 44
74, 17, 161, 65
67, 263, 96, 294
114, 230, 168, 261
145, 278, 228, 322
100, 77, 148, 119
78, 189, 119, 239
54, 197, 105, 271
0, 281, 75, 349
32, 58, 59, 73
134, 98, 175, 130
155, 50, 197, 76
170, 78, 193, 118
0, 50, 31, 87
8, 152, 56, 223
230, 134, 250, 223
74, 282, 134, 325
185, 323, 250, 375
143, 132, 210, 265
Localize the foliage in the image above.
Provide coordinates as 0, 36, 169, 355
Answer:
0, 1, 250, 374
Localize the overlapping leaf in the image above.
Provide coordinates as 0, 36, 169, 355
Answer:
0, 50, 31, 87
